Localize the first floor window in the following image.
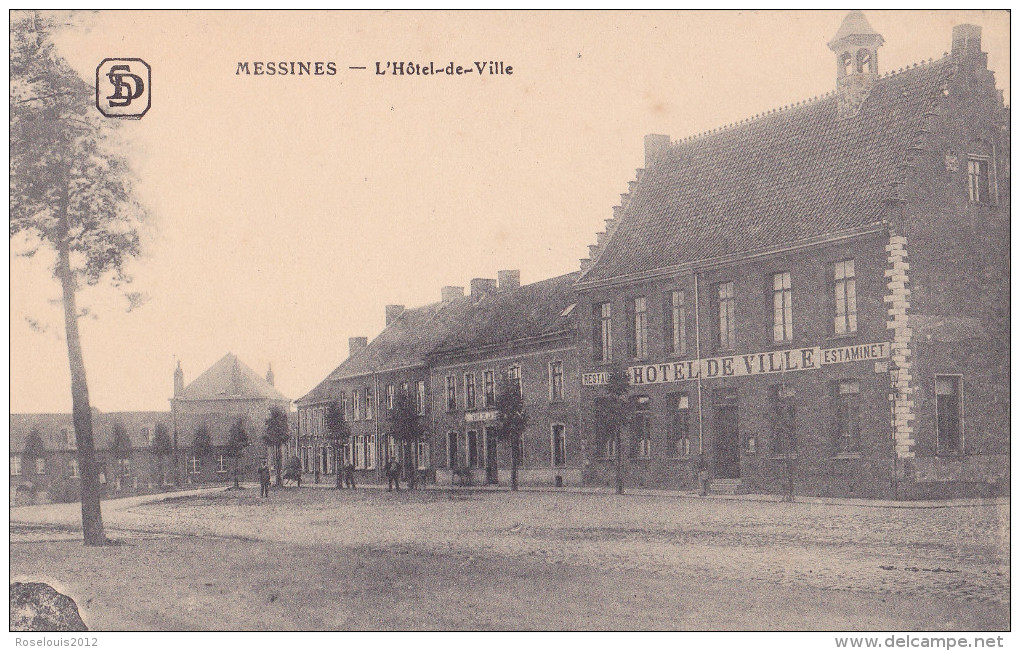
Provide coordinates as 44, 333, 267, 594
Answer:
35, 457, 46, 475
968, 158, 989, 203
552, 424, 566, 467
118, 458, 131, 476
353, 391, 362, 420
340, 392, 348, 420
549, 361, 564, 401
833, 260, 857, 336
416, 441, 430, 470
668, 393, 692, 457
386, 384, 395, 410
217, 455, 228, 473
665, 290, 687, 355
605, 438, 617, 459
416, 381, 427, 415
68, 458, 80, 478
143, 427, 152, 446
771, 385, 796, 456
772, 271, 793, 342
465, 373, 476, 409
717, 281, 736, 349
446, 375, 457, 411
594, 302, 613, 362
483, 371, 495, 407
189, 456, 201, 474
466, 430, 480, 468
10, 455, 21, 476
63, 428, 75, 449
935, 376, 963, 454
365, 387, 374, 420
632, 296, 648, 359
835, 380, 860, 453
447, 432, 460, 468
508, 365, 522, 398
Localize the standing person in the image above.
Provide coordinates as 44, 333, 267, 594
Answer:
391, 459, 402, 492
384, 459, 394, 492
345, 462, 356, 489
258, 462, 271, 498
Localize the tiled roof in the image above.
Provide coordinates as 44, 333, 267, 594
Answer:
579, 57, 956, 285
10, 410, 171, 453
296, 273, 581, 402
177, 353, 290, 402
433, 272, 579, 354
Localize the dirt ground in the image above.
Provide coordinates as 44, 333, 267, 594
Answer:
9, 487, 1010, 631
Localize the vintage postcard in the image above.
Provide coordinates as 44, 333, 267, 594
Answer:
9, 10, 1010, 639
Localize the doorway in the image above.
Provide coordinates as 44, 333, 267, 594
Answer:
484, 427, 498, 484
713, 388, 740, 479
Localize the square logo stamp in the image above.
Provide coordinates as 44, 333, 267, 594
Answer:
96, 58, 151, 118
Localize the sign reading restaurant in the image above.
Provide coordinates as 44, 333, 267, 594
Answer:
582, 342, 889, 386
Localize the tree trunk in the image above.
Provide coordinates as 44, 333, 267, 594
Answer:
58, 234, 106, 546
615, 429, 624, 495
274, 445, 283, 487
335, 444, 342, 489
234, 456, 240, 489
510, 436, 519, 492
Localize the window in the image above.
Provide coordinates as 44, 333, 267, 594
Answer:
446, 375, 457, 411
770, 385, 796, 456
365, 387, 374, 420
365, 434, 376, 469
416, 381, 426, 416
593, 302, 612, 362
189, 456, 201, 474
447, 432, 459, 467
717, 282, 736, 349
217, 455, 228, 473
387, 436, 397, 462
117, 458, 130, 476
35, 458, 46, 475
416, 441, 430, 470
483, 371, 495, 407
464, 373, 476, 409
552, 424, 566, 467
401, 382, 409, 398
833, 260, 857, 336
549, 361, 564, 401
968, 158, 989, 203
466, 430, 480, 468
772, 271, 793, 342
339, 392, 348, 421
143, 427, 152, 446
68, 458, 79, 478
835, 380, 860, 453
386, 384, 395, 410
605, 439, 617, 459
630, 396, 652, 458
63, 428, 74, 449
667, 393, 692, 457
665, 290, 687, 355
508, 366, 522, 398
632, 296, 648, 359
354, 435, 365, 469
935, 376, 963, 454
353, 390, 362, 421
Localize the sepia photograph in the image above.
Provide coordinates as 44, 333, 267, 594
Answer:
8, 9, 1010, 640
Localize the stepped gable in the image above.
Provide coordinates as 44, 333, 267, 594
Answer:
176, 352, 290, 402
578, 57, 958, 285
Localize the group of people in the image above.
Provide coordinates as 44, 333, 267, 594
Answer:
256, 459, 409, 496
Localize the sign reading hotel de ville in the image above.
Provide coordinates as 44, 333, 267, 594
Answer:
582, 342, 890, 386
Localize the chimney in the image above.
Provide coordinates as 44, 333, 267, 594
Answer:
348, 337, 368, 358
441, 286, 464, 302
952, 24, 982, 56
173, 360, 184, 396
385, 304, 405, 326
470, 278, 497, 298
497, 269, 520, 291
265, 363, 274, 387
644, 134, 670, 167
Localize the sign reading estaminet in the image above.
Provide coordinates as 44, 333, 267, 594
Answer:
582, 342, 889, 386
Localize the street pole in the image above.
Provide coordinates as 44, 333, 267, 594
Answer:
888, 359, 900, 501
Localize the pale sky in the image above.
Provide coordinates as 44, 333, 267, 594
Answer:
10, 10, 1010, 413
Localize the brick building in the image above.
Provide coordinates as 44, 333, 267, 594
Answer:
573, 14, 1009, 498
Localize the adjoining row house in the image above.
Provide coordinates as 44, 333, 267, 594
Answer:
296, 14, 1008, 498
10, 353, 291, 503
575, 15, 1010, 498
294, 271, 581, 487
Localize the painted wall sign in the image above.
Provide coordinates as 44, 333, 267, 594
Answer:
582, 342, 889, 386
465, 410, 498, 422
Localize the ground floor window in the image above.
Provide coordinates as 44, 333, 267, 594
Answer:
552, 424, 566, 467
835, 380, 861, 453
667, 393, 692, 457
354, 436, 364, 469
771, 385, 796, 456
118, 458, 131, 476
630, 396, 652, 458
935, 375, 963, 454
605, 439, 617, 459
416, 441, 429, 470
189, 456, 201, 474
365, 435, 377, 470
35, 457, 46, 475
68, 458, 79, 478
217, 454, 228, 473
11, 455, 21, 476
447, 431, 459, 467
467, 430, 480, 468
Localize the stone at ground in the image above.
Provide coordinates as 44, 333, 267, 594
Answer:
10, 582, 88, 631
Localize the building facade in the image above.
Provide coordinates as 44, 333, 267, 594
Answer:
573, 15, 1009, 498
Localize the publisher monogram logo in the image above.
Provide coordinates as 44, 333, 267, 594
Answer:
96, 58, 151, 118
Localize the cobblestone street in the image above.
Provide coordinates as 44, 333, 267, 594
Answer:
10, 487, 1010, 630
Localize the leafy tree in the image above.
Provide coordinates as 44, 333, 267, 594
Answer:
595, 361, 633, 495
191, 425, 213, 464
494, 372, 528, 491
110, 422, 132, 460
23, 428, 47, 462
224, 417, 249, 489
263, 408, 289, 487
323, 401, 350, 489
388, 392, 426, 488
11, 12, 148, 546
150, 422, 173, 485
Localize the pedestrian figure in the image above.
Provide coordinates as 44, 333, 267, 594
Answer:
258, 462, 271, 498
344, 462, 356, 489
697, 459, 709, 497
391, 459, 402, 491
384, 460, 394, 491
